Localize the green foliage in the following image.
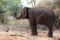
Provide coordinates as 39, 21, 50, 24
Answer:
0, 0, 23, 24
0, 8, 6, 14
9, 3, 23, 16
7, 0, 23, 16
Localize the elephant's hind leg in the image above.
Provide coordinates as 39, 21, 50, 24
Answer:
47, 24, 53, 37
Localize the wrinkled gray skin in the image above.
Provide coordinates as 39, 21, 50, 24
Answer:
16, 7, 56, 37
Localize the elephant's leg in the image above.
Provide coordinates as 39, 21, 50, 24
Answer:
29, 19, 37, 35
47, 25, 53, 37
29, 13, 38, 35
31, 25, 37, 35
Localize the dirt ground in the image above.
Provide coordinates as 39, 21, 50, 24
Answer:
0, 30, 60, 40
0, 19, 60, 40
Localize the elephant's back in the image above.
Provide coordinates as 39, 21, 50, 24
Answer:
29, 7, 55, 24
29, 7, 54, 15
29, 7, 55, 18
29, 7, 50, 12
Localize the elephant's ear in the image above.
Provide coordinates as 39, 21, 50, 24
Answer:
22, 7, 30, 18
20, 8, 26, 18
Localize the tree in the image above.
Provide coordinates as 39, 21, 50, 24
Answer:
27, 0, 36, 6
0, 0, 23, 24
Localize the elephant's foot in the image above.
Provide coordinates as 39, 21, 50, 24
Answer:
31, 32, 38, 36
47, 32, 53, 37
47, 34, 53, 37
31, 26, 38, 36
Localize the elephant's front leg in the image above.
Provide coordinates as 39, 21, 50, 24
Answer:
31, 25, 38, 35
29, 13, 38, 35
29, 19, 38, 35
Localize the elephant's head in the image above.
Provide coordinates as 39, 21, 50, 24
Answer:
16, 7, 30, 19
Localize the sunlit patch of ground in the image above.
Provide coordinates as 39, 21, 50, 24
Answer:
0, 19, 60, 40
0, 30, 60, 40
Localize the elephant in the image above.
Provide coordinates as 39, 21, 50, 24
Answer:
16, 7, 56, 37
